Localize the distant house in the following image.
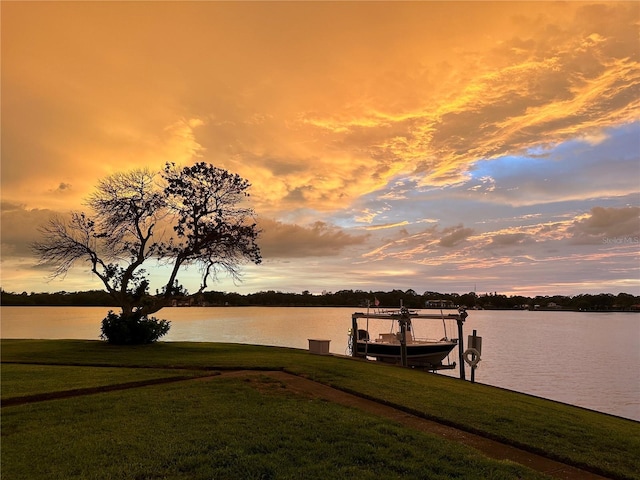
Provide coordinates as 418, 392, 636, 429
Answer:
546, 302, 562, 309
425, 299, 456, 309
171, 297, 195, 307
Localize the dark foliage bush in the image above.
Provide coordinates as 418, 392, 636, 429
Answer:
100, 311, 171, 345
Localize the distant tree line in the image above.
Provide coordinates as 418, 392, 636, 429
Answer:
1, 289, 114, 306
2, 288, 639, 311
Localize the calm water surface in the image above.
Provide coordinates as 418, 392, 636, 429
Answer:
2, 306, 638, 421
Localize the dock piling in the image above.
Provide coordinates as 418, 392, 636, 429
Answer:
457, 315, 465, 380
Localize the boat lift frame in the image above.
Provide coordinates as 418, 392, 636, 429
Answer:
351, 307, 469, 379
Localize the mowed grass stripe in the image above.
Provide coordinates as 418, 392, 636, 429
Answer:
1, 363, 212, 400
2, 374, 552, 480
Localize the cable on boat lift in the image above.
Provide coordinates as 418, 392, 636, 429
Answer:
441, 309, 449, 340
365, 314, 369, 357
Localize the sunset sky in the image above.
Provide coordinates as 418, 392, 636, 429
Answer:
2, 1, 639, 297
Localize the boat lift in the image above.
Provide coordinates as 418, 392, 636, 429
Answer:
351, 307, 470, 380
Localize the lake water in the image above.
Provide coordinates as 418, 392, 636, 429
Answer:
1, 306, 639, 422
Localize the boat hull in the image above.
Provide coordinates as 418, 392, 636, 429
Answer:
356, 340, 456, 368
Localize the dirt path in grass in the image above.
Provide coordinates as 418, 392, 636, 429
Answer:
3, 368, 612, 480
217, 370, 612, 480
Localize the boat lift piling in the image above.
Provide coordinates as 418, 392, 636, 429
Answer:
466, 329, 482, 383
457, 314, 466, 381
470, 330, 477, 383
398, 310, 409, 368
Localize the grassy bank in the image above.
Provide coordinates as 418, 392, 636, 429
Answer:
2, 339, 639, 480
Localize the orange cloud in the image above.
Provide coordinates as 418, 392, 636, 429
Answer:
258, 219, 368, 258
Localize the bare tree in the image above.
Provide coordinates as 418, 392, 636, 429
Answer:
33, 162, 261, 343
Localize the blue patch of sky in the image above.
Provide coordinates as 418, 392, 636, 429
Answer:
470, 122, 639, 183
333, 122, 639, 231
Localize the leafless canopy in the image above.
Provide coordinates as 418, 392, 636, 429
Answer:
33, 162, 261, 317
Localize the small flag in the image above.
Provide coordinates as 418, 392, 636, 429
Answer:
374, 297, 380, 306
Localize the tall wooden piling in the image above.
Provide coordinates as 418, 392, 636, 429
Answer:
457, 315, 466, 380
351, 314, 359, 358
471, 329, 477, 383
399, 311, 408, 367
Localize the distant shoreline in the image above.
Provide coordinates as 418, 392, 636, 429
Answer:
2, 288, 639, 312
1, 303, 639, 313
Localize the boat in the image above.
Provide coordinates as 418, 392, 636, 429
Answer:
349, 305, 468, 369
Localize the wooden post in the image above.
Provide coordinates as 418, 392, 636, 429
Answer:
400, 319, 408, 367
351, 314, 358, 358
471, 329, 477, 383
467, 329, 482, 383
457, 312, 466, 380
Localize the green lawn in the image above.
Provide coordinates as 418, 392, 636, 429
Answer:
1, 363, 208, 399
2, 374, 551, 480
2, 339, 639, 480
